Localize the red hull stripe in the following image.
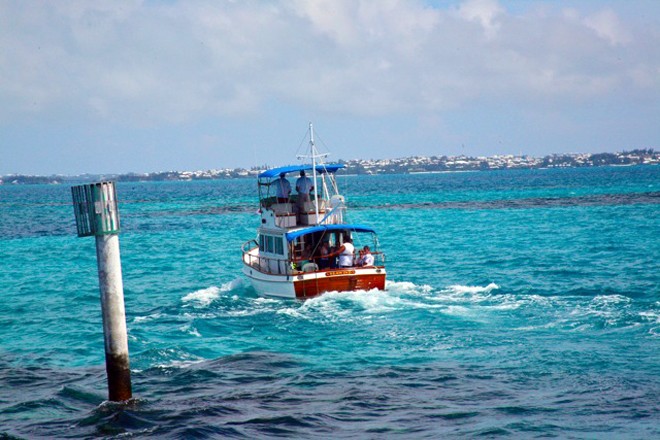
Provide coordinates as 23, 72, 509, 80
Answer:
294, 274, 386, 299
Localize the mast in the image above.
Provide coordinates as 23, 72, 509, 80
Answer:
310, 122, 319, 223
297, 123, 328, 225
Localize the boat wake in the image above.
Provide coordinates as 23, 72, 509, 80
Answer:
130, 278, 656, 367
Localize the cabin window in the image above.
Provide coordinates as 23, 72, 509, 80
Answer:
259, 234, 284, 255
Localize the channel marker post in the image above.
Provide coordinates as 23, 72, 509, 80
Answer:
71, 181, 132, 402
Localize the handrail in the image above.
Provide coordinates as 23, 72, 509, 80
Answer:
242, 242, 291, 276
241, 239, 258, 253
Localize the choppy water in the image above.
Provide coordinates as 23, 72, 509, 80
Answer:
1, 166, 659, 438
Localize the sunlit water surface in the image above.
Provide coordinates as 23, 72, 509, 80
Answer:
1, 166, 659, 438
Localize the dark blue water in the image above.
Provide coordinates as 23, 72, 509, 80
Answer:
1, 166, 659, 438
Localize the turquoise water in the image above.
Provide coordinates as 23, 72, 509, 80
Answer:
1, 166, 659, 438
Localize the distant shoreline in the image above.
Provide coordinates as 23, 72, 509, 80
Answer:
2, 149, 657, 185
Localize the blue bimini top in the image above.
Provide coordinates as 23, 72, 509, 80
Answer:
258, 164, 345, 179
285, 224, 376, 242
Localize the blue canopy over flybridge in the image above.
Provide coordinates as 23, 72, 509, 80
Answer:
259, 164, 345, 179
285, 224, 376, 242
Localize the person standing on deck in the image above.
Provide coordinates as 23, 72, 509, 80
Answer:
275, 173, 291, 203
337, 237, 355, 268
296, 170, 314, 203
296, 170, 314, 222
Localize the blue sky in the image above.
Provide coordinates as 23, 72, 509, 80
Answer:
1, 0, 659, 175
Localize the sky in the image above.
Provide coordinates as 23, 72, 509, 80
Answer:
1, 0, 659, 175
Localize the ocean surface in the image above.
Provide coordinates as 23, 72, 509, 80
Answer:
1, 166, 659, 438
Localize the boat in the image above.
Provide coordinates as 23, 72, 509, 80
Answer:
241, 123, 386, 299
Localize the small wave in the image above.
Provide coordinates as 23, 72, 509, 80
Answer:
385, 280, 434, 295
182, 286, 221, 307
220, 278, 245, 292
179, 323, 202, 337
181, 279, 244, 307
639, 310, 660, 324
253, 297, 281, 305
153, 358, 206, 370
443, 305, 472, 317
133, 313, 165, 324
591, 294, 632, 305
139, 348, 205, 369
446, 283, 500, 295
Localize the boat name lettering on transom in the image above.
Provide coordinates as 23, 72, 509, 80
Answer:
325, 270, 356, 276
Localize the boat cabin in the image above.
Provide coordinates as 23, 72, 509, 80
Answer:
246, 224, 383, 276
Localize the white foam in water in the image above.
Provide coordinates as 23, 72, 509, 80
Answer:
298, 287, 442, 318
385, 280, 434, 295
639, 310, 660, 324
155, 357, 206, 370
253, 297, 280, 305
329, 288, 407, 313
179, 323, 202, 337
182, 286, 221, 307
443, 305, 472, 316
222, 278, 245, 291
267, 289, 389, 322
446, 283, 500, 295
205, 280, 502, 324
133, 313, 165, 323
182, 278, 245, 307
591, 294, 631, 305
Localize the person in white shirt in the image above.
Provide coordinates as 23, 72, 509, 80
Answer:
295, 170, 314, 223
361, 246, 375, 266
275, 173, 291, 202
296, 170, 314, 203
337, 237, 355, 267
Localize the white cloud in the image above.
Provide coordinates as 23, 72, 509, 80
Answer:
456, 0, 504, 39
0, 0, 658, 126
583, 8, 632, 46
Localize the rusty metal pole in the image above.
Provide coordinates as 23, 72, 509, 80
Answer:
72, 181, 132, 402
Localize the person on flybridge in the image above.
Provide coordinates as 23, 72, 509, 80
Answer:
296, 170, 313, 203
275, 173, 291, 203
296, 170, 314, 222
